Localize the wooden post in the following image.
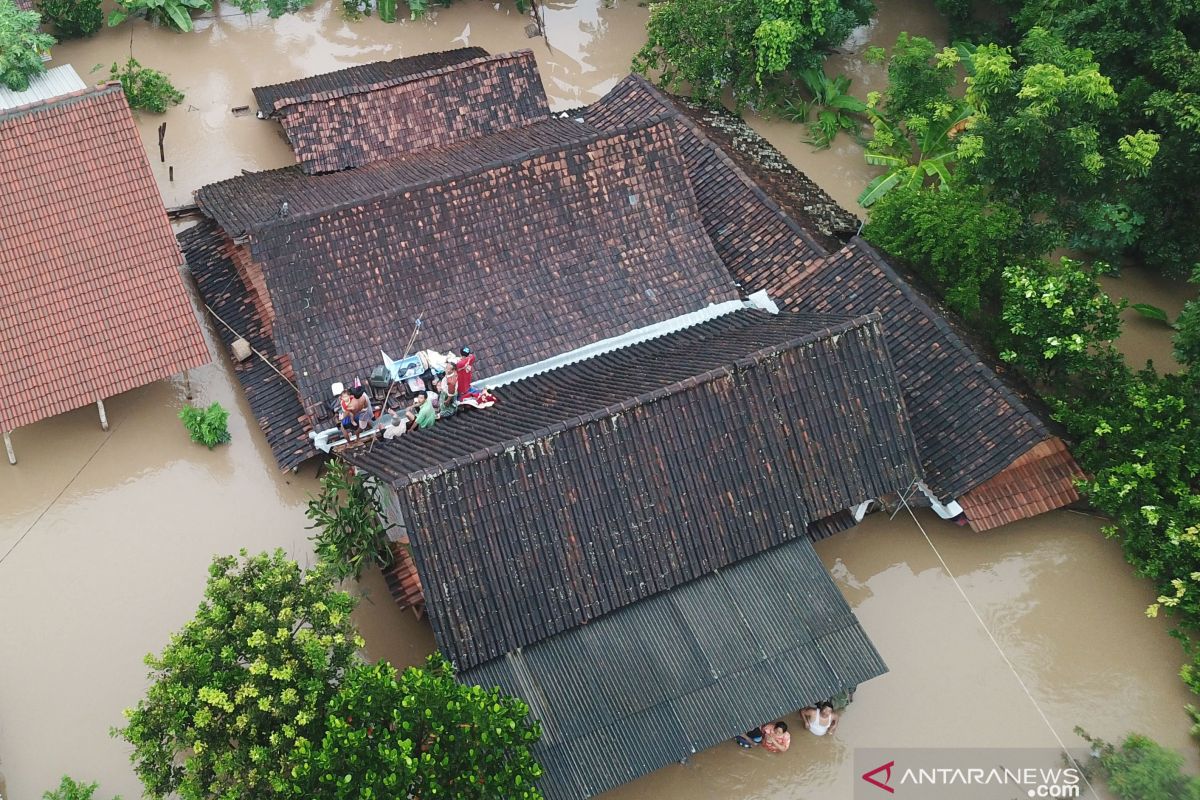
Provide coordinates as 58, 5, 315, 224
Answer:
3, 431, 14, 465
183, 369, 193, 400
97, 398, 109, 431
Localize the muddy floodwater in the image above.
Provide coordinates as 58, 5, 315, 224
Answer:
3, 0, 1198, 797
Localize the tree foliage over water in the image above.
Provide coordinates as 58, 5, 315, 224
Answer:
633, 0, 873, 105
0, 0, 55, 92
115, 550, 543, 800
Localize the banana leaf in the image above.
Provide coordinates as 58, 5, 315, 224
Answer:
377, 0, 395, 21
859, 170, 904, 207
1132, 303, 1172, 325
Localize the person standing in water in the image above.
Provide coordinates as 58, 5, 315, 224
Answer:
800, 703, 838, 736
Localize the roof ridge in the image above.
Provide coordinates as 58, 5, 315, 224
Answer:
0, 81, 120, 124
268, 49, 537, 115
398, 312, 882, 485
243, 112, 679, 237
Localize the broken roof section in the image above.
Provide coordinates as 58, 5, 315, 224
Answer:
255, 49, 550, 174
346, 310, 921, 670
223, 117, 738, 418
465, 537, 886, 800
0, 84, 208, 433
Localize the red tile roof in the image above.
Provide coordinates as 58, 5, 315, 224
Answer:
0, 84, 209, 432
958, 437, 1084, 532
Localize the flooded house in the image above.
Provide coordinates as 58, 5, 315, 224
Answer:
0, 82, 209, 464
181, 47, 1085, 796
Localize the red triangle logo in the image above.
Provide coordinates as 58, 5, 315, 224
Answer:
862, 760, 896, 793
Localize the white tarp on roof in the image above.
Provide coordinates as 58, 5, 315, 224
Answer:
0, 65, 86, 111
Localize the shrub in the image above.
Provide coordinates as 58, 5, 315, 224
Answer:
306, 459, 393, 580
38, 0, 102, 36
109, 58, 183, 113
1174, 266, 1200, 370
107, 0, 210, 33
178, 402, 230, 449
862, 179, 1045, 318
997, 258, 1126, 386
42, 776, 119, 800
0, 0, 55, 91
1077, 729, 1200, 800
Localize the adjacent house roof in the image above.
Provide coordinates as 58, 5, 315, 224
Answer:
255, 49, 551, 174
584, 75, 1077, 508
243, 117, 739, 418
0, 84, 208, 433
252, 46, 489, 114
464, 537, 887, 800
0, 65, 85, 111
182, 220, 312, 470
347, 310, 921, 670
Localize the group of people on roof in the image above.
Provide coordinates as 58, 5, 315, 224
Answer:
335, 346, 496, 443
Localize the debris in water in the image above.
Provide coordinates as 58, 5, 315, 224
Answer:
524, 22, 539, 37
231, 105, 250, 116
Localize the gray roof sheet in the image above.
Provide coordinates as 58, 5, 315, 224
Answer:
464, 537, 887, 799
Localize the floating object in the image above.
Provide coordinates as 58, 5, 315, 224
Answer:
231, 337, 252, 362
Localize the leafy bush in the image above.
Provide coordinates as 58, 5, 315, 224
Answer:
1070, 201, 1146, 265
116, 550, 543, 800
306, 459, 393, 580
1174, 267, 1200, 369
786, 67, 866, 149
108, 0, 210, 33
225, 0, 311, 18
1077, 729, 1200, 800
38, 0, 102, 37
109, 58, 183, 113
998, 258, 1126, 385
862, 179, 1044, 317
0, 0, 55, 91
633, 0, 874, 105
178, 402, 230, 449
43, 776, 119, 800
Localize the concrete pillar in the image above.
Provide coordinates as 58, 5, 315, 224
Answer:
3, 431, 14, 465
183, 369, 193, 400
97, 398, 109, 431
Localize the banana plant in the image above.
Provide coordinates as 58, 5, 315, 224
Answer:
795, 67, 868, 150
108, 0, 211, 32
858, 104, 974, 207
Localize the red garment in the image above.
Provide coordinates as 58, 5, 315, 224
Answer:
454, 354, 476, 399
761, 727, 791, 754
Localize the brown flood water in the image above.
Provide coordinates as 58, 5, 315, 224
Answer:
2, 1, 1198, 797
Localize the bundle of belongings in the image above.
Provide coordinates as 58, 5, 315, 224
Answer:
329, 346, 497, 446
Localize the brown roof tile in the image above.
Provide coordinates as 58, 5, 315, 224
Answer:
265, 50, 551, 174
0, 84, 209, 432
958, 437, 1084, 531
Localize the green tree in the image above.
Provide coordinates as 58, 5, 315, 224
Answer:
633, 0, 873, 105
997, 258, 1126, 384
116, 550, 544, 800
38, 0, 102, 37
107, 0, 210, 33
0, 0, 54, 91
1175, 267, 1200, 369
109, 58, 184, 113
292, 657, 543, 799
116, 550, 362, 799
306, 460, 394, 581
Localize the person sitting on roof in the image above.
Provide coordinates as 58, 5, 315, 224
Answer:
409, 392, 437, 431
734, 720, 791, 751
339, 386, 373, 433
433, 368, 457, 420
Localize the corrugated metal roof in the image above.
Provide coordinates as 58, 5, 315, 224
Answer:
463, 538, 887, 799
0, 65, 86, 111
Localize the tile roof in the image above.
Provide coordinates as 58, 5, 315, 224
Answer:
260, 49, 551, 174
246, 117, 739, 420
348, 310, 922, 669
0, 84, 209, 433
181, 220, 312, 470
464, 538, 886, 800
252, 47, 489, 114
957, 437, 1084, 532
774, 238, 1051, 500
196, 117, 599, 238
584, 78, 1082, 510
